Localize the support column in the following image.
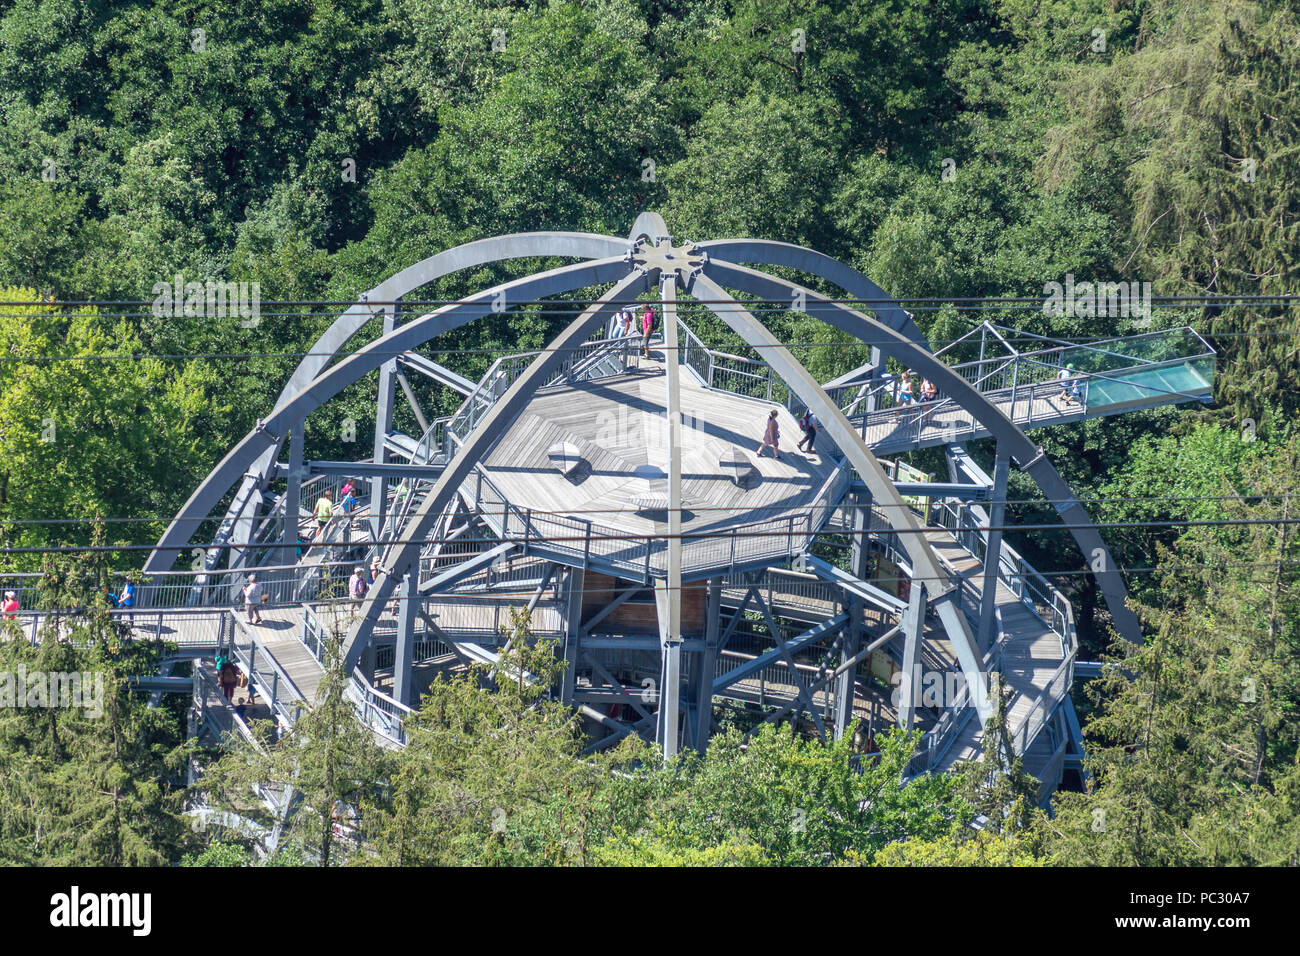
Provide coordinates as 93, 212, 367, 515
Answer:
370, 301, 399, 540
978, 447, 1011, 652
283, 416, 306, 562
657, 634, 681, 758
560, 568, 582, 704
835, 492, 871, 738
864, 346, 883, 412
896, 579, 926, 731
655, 273, 684, 759
693, 578, 721, 752
393, 567, 416, 706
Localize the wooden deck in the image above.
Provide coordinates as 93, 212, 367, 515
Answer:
474, 361, 845, 573
919, 528, 1068, 770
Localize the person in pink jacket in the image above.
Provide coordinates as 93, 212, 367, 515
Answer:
641, 305, 655, 357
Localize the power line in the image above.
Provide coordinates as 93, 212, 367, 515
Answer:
4, 293, 1294, 308
7, 558, 1300, 612
2, 491, 1298, 526
4, 513, 1299, 558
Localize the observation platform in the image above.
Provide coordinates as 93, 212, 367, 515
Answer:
463, 357, 849, 580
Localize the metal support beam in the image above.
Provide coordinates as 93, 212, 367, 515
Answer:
370, 302, 398, 540
397, 350, 475, 395
694, 578, 721, 752
416, 542, 517, 595
393, 568, 416, 706
560, 568, 581, 704
301, 460, 445, 480
849, 479, 991, 500
654, 580, 682, 759
395, 370, 431, 435
582, 580, 646, 634
897, 580, 926, 731
712, 613, 848, 693
978, 447, 1011, 651
804, 555, 906, 616
835, 493, 870, 739
282, 417, 306, 560
657, 273, 684, 761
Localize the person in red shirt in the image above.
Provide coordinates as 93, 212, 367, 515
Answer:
641, 306, 655, 357
2, 590, 18, 619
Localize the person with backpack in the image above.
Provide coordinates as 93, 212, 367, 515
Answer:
218, 658, 239, 702
797, 408, 818, 454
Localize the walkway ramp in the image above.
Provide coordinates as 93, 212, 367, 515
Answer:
918, 527, 1073, 773
835, 326, 1215, 456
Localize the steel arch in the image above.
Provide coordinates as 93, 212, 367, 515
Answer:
700, 258, 1141, 643
145, 252, 634, 577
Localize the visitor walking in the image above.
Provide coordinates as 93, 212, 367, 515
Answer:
117, 579, 136, 626
893, 373, 915, 422
797, 408, 818, 453
349, 566, 369, 603
757, 409, 781, 459
218, 659, 239, 702
919, 377, 938, 424
1058, 364, 1079, 404
2, 590, 18, 620
315, 493, 333, 532
641, 305, 655, 357
243, 573, 264, 625
368, 557, 382, 586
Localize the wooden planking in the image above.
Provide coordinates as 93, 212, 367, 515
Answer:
475, 361, 841, 573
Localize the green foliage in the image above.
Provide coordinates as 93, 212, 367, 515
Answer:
181, 841, 252, 867
588, 724, 969, 866
197, 618, 390, 867
0, 531, 192, 865
1043, 437, 1300, 864
0, 289, 228, 572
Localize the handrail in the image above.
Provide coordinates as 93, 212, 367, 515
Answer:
225, 611, 305, 729
298, 603, 412, 745
412, 331, 633, 466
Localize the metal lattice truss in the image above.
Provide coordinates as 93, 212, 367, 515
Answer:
147, 211, 1140, 758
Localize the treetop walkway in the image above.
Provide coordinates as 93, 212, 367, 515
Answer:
7, 212, 1215, 805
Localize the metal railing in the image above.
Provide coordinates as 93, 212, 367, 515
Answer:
300, 605, 412, 746
843, 326, 1215, 450
411, 332, 636, 465
460, 462, 848, 581
223, 611, 305, 730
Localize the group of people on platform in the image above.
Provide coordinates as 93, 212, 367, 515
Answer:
610, 304, 658, 357
891, 370, 939, 419
756, 407, 821, 460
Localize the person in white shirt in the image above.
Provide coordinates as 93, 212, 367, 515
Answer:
243, 574, 264, 624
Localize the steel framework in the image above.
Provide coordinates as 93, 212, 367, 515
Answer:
143, 211, 1182, 790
